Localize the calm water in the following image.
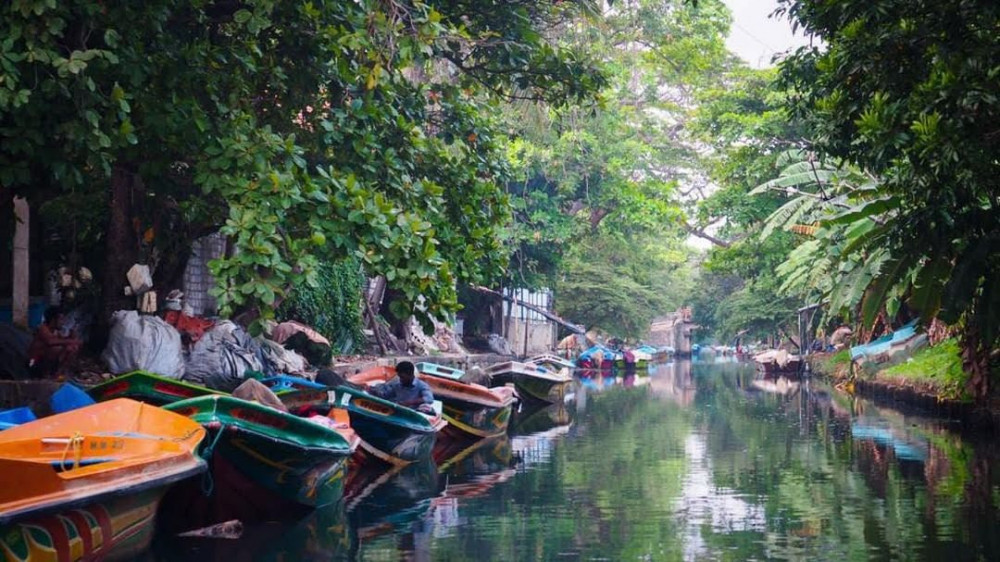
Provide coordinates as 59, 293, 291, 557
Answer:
156, 360, 1000, 561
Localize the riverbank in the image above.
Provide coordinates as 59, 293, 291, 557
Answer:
0, 352, 517, 413
808, 343, 1000, 432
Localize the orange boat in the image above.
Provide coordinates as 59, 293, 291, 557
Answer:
350, 366, 516, 439
0, 399, 206, 562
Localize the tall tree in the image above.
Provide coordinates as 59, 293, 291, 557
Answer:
777, 0, 1000, 396
0, 0, 604, 332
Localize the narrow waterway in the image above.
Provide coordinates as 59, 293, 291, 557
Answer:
156, 360, 1000, 561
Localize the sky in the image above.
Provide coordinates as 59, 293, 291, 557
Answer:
684, 0, 814, 250
722, 0, 813, 68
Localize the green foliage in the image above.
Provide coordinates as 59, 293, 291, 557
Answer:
277, 258, 365, 354
881, 339, 969, 402
0, 0, 605, 332
688, 67, 810, 341
553, 232, 692, 339
777, 0, 1000, 391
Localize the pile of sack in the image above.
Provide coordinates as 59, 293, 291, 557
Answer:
102, 311, 333, 392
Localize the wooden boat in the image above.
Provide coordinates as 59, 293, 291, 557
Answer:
88, 370, 225, 406
414, 362, 465, 380
164, 395, 358, 511
0, 399, 206, 561
753, 350, 802, 376
487, 361, 572, 404
526, 354, 575, 372
351, 366, 515, 440
260, 374, 447, 466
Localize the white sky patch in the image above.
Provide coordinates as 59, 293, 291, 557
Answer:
722, 0, 813, 68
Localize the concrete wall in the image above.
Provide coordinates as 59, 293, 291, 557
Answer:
505, 318, 557, 356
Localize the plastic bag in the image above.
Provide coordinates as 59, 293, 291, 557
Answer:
182, 321, 264, 392
102, 311, 185, 378
257, 337, 308, 375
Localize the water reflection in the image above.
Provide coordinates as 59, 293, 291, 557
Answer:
155, 361, 1000, 561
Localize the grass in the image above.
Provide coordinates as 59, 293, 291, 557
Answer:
880, 338, 968, 401
812, 349, 852, 379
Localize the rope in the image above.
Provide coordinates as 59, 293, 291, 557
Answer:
199, 424, 226, 497
60, 432, 85, 472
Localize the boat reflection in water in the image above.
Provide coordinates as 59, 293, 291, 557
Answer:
510, 400, 573, 436
345, 457, 440, 544
346, 433, 518, 559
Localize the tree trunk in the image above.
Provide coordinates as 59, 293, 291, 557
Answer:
961, 325, 990, 402
100, 166, 139, 325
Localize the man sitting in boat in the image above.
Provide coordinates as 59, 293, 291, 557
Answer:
369, 361, 435, 414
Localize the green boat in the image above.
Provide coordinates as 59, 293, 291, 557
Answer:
164, 395, 358, 509
260, 375, 448, 466
487, 361, 572, 404
88, 370, 224, 405
353, 366, 516, 440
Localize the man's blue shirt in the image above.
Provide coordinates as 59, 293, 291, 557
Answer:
370, 377, 434, 406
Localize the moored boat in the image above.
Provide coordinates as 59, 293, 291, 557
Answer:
487, 361, 572, 404
351, 366, 515, 440
753, 349, 802, 376
0, 399, 206, 561
163, 395, 357, 513
88, 370, 225, 406
261, 374, 448, 466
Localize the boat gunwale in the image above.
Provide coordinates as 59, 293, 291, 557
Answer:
165, 395, 355, 455
0, 455, 204, 526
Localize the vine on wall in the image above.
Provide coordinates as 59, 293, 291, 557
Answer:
279, 257, 365, 354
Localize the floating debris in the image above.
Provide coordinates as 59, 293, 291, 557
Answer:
177, 519, 244, 539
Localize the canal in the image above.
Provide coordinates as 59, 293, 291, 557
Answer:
155, 360, 1000, 561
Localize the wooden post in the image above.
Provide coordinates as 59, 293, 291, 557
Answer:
522, 292, 529, 357
12, 196, 29, 327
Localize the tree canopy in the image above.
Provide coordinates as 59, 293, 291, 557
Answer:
774, 0, 1000, 393
1, 0, 604, 331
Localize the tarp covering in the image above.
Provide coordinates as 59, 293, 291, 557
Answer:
182, 321, 264, 391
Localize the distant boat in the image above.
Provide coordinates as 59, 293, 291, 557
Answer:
164, 395, 358, 513
525, 354, 576, 373
261, 374, 448, 466
88, 370, 225, 405
487, 361, 572, 404
351, 366, 516, 440
0, 399, 206, 561
753, 349, 802, 376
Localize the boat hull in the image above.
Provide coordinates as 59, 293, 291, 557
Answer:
165, 396, 353, 510
351, 366, 513, 441
272, 384, 445, 466
438, 397, 513, 439
0, 399, 206, 562
498, 373, 570, 404
0, 487, 165, 562
88, 370, 223, 406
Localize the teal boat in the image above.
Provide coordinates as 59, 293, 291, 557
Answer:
88, 370, 224, 405
260, 375, 448, 466
487, 361, 572, 404
353, 366, 516, 440
164, 395, 358, 510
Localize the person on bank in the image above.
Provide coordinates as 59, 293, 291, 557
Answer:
369, 361, 435, 414
27, 307, 82, 378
